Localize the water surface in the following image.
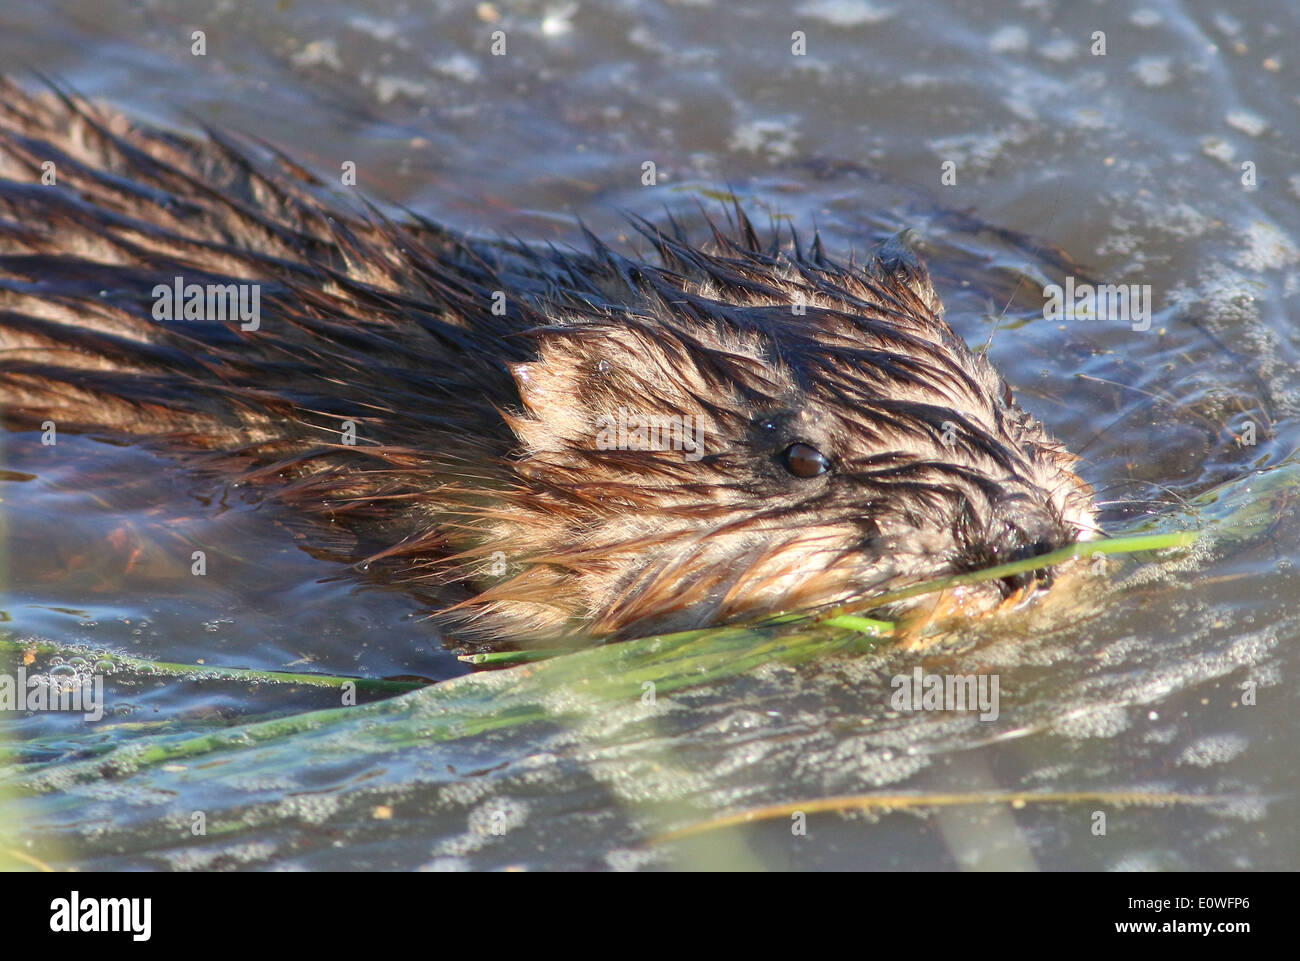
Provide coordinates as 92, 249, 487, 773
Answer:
1, 0, 1297, 869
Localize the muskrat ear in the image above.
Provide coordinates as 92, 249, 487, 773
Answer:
507, 361, 541, 410
506, 328, 629, 437
875, 229, 941, 316
501, 330, 634, 457
514, 326, 637, 408
508, 359, 578, 420
876, 229, 925, 275
509, 361, 537, 393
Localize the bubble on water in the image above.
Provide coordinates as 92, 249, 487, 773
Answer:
1053, 704, 1130, 739
1178, 733, 1248, 768
540, 4, 577, 38
432, 52, 480, 84
218, 841, 279, 865
1212, 795, 1267, 822
1226, 110, 1269, 138
159, 847, 222, 871
419, 857, 471, 872
988, 26, 1029, 54
1133, 56, 1173, 88
1040, 38, 1078, 63
275, 794, 341, 825
1199, 136, 1236, 164
606, 846, 663, 871
795, 0, 895, 28
1235, 220, 1300, 272
728, 119, 800, 162
1110, 850, 1189, 871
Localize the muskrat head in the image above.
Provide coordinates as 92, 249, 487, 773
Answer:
444, 238, 1098, 643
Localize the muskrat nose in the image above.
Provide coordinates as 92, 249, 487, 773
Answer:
966, 500, 1072, 597
999, 538, 1059, 595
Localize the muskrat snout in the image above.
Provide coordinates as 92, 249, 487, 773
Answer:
959, 498, 1080, 599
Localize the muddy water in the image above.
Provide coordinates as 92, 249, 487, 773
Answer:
0, 0, 1297, 869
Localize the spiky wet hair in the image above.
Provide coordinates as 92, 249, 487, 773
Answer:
0, 79, 1096, 645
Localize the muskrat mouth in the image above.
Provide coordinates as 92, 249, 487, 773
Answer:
995, 541, 1061, 598
997, 566, 1053, 599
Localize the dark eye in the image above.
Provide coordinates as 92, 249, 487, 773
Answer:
783, 442, 830, 478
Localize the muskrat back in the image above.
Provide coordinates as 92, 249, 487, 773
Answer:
0, 80, 1097, 646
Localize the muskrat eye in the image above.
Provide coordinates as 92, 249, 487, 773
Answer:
783, 442, 830, 478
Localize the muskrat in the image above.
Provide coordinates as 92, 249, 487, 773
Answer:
0, 80, 1097, 647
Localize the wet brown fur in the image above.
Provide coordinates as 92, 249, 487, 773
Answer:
0, 79, 1097, 646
